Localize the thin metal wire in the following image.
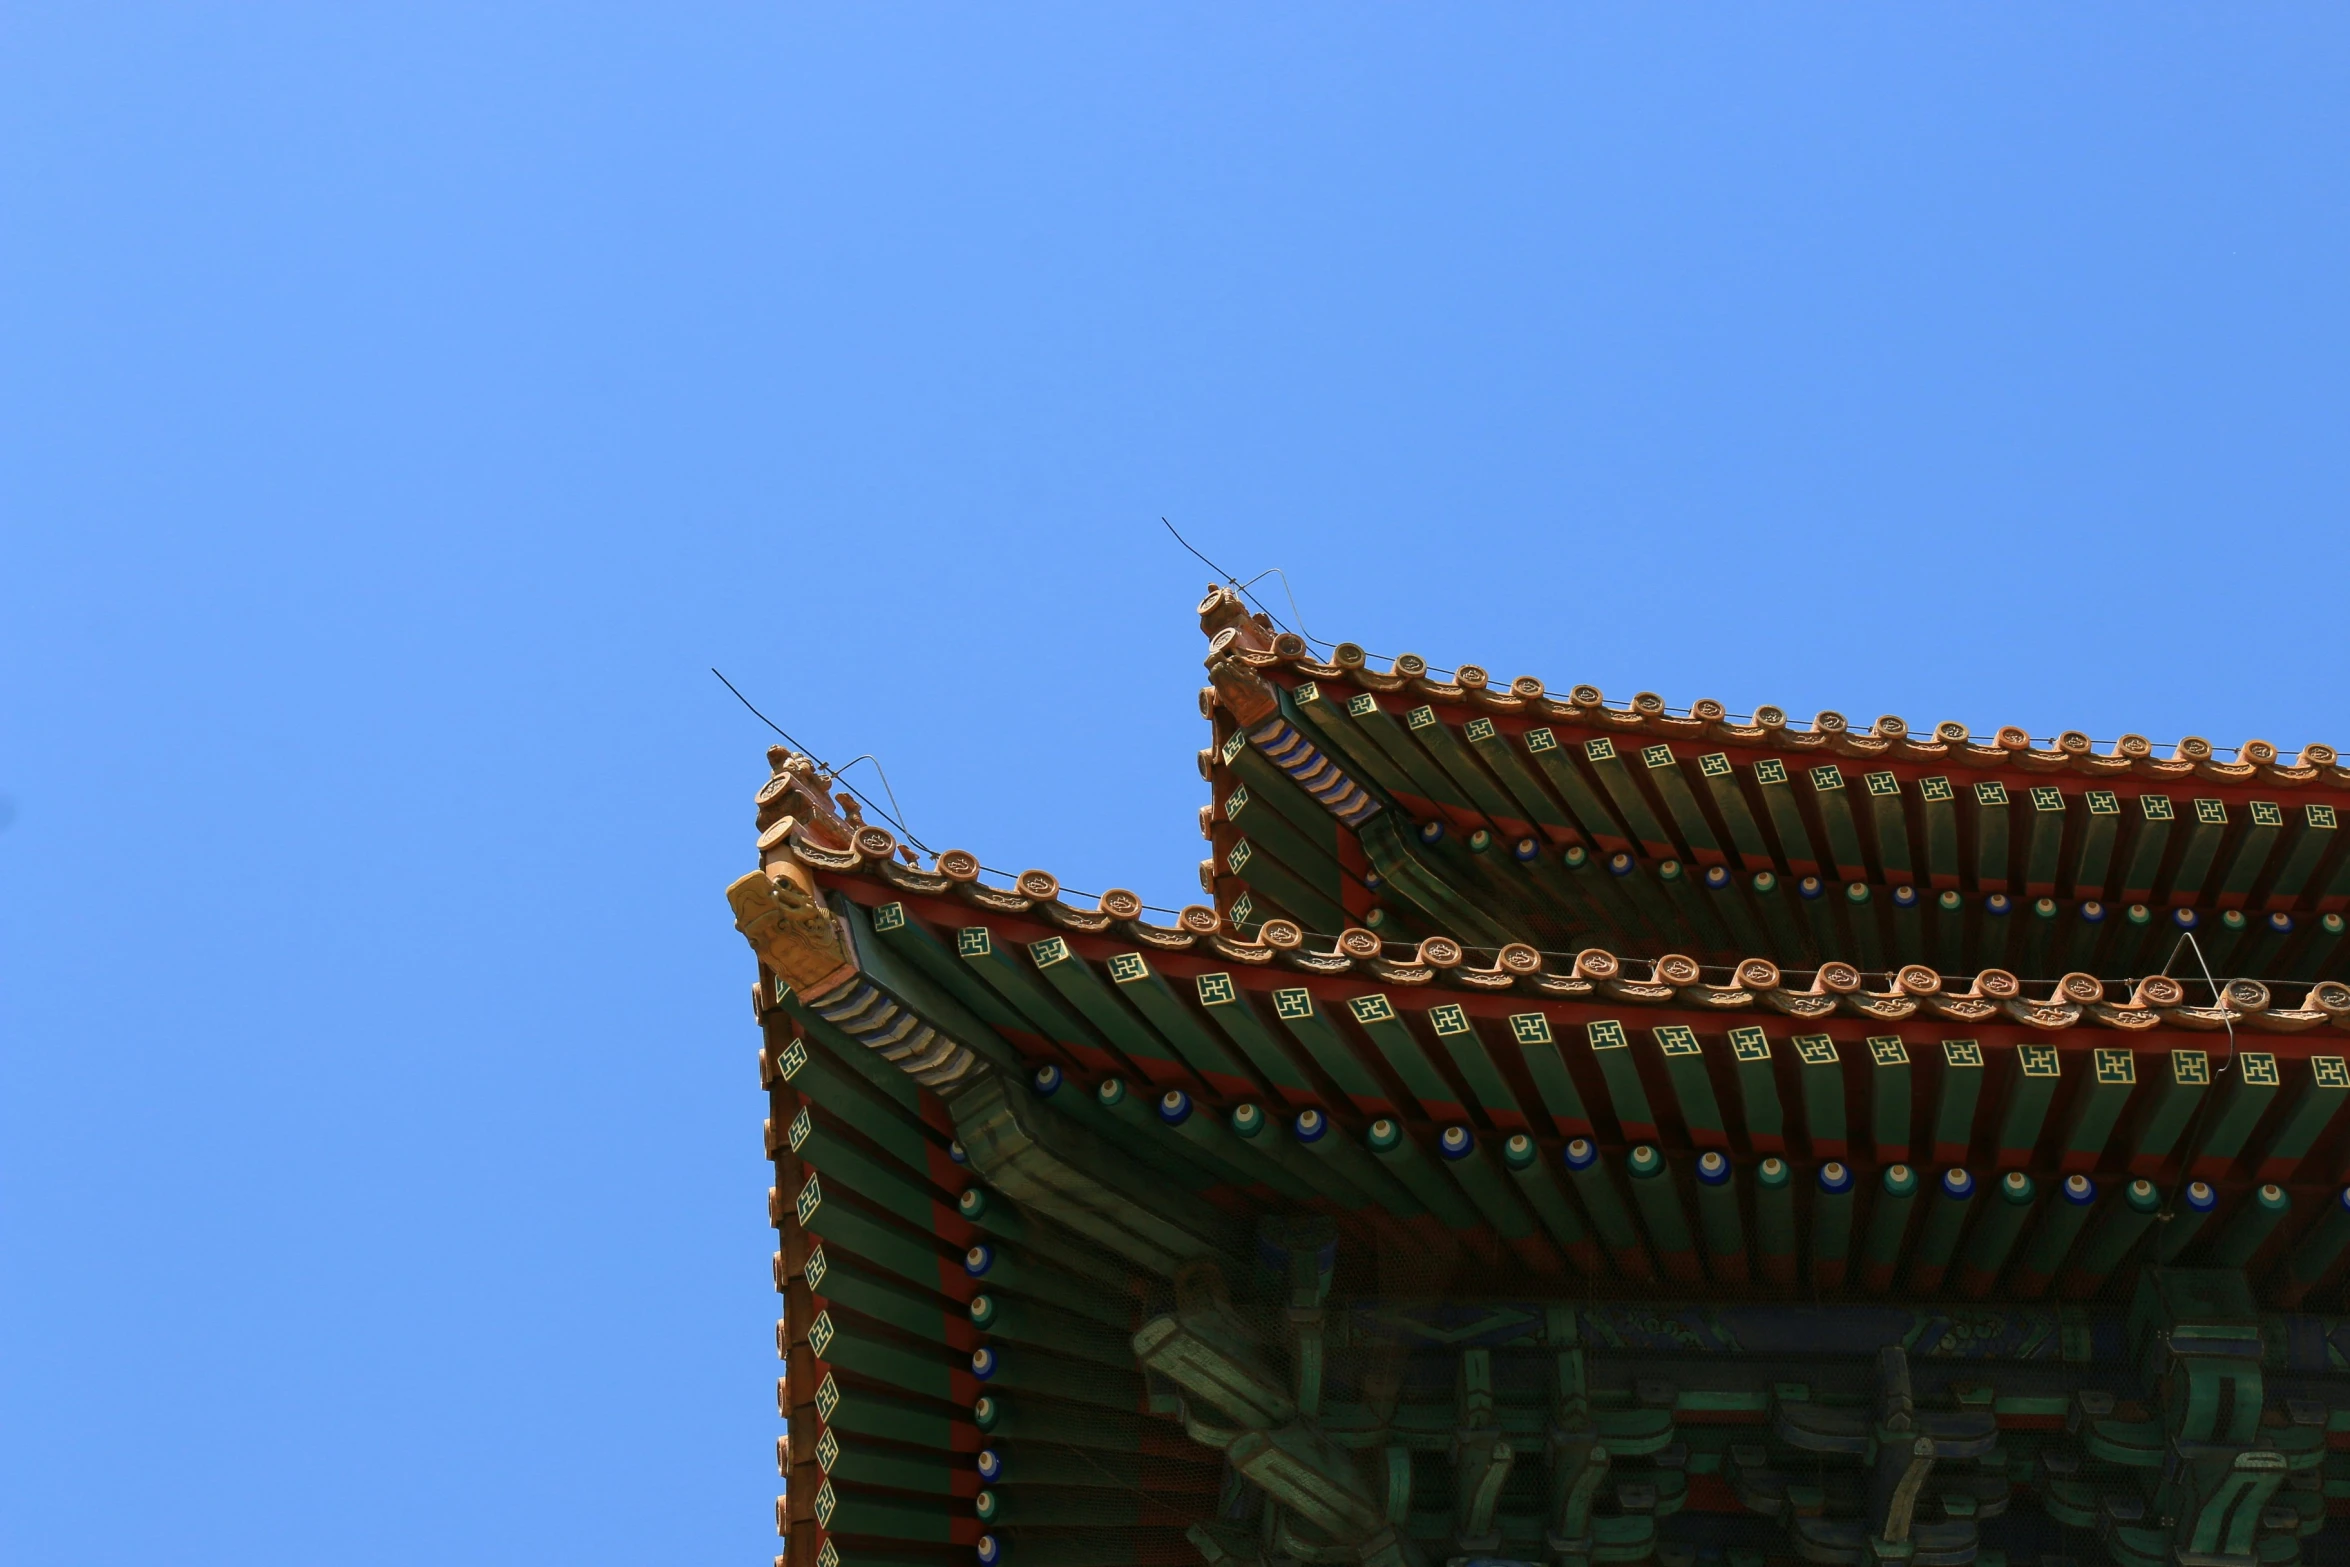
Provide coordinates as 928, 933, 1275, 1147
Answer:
1160, 524, 2298, 758
2152, 929, 2240, 1223
711, 671, 1197, 909
973, 866, 1186, 918
711, 671, 1195, 912
734, 535, 2315, 932
1199, 899, 2307, 1000
710, 668, 936, 854
1161, 519, 1297, 641
1281, 940, 2140, 989
1233, 567, 1321, 649
828, 754, 914, 847
727, 613, 2297, 1135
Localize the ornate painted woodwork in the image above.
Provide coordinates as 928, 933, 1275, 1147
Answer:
737, 592, 2350, 1567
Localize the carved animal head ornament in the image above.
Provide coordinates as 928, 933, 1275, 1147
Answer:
1201, 632, 1282, 728
725, 869, 855, 1001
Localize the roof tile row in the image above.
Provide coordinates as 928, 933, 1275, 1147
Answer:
799, 816, 2350, 1038
1197, 585, 2347, 787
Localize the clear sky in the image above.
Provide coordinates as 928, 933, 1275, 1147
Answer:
4, 7, 2347, 1562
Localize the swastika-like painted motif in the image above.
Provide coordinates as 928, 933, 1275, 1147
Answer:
1920, 776, 1955, 803
815, 1427, 840, 1473
1273, 988, 1314, 1021
1224, 784, 1249, 820
817, 1539, 840, 1567
1974, 781, 2008, 807
1754, 758, 1789, 785
1729, 1026, 1771, 1063
1295, 681, 1323, 705
1655, 1025, 1701, 1057
2194, 798, 2228, 826
1465, 717, 1498, 743
788, 1106, 812, 1152
2019, 1044, 2061, 1078
1865, 771, 1900, 797
2243, 1053, 2280, 1086
1942, 1039, 1983, 1068
1794, 1034, 1838, 1066
2141, 794, 2174, 821
2311, 804, 2339, 830
1588, 1019, 1629, 1051
1229, 892, 1254, 927
1221, 729, 1247, 762
1429, 1003, 1472, 1036
1108, 952, 1150, 983
1810, 764, 1845, 792
1196, 973, 1238, 1007
1869, 1036, 1909, 1067
1586, 737, 1616, 762
803, 1246, 828, 1292
2315, 1057, 2350, 1090
796, 1173, 823, 1224
1642, 744, 1675, 768
779, 1039, 809, 1079
2093, 1048, 2136, 1086
1028, 935, 1070, 967
2030, 786, 2064, 812
1526, 727, 1559, 753
1350, 993, 1397, 1025
1346, 693, 1380, 718
957, 926, 992, 958
814, 1373, 839, 1422
1698, 752, 1734, 778
2085, 790, 2119, 815
1406, 705, 1438, 731
2251, 800, 2285, 828
813, 1479, 837, 1528
1227, 839, 1253, 873
2172, 1050, 2210, 1086
871, 901, 906, 932
1510, 1013, 1553, 1045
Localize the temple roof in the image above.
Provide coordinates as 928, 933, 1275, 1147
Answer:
742, 801, 2350, 1567
742, 594, 2350, 1567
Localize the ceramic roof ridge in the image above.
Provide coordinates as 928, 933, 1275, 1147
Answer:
1195, 584, 2349, 788
776, 799, 2350, 1038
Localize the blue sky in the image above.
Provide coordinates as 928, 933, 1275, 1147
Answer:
4, 7, 2347, 1562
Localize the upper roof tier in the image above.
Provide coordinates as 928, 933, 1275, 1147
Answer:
1192, 585, 2350, 986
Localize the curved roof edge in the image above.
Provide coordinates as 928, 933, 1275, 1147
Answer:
1195, 584, 2346, 787
758, 791, 2350, 1041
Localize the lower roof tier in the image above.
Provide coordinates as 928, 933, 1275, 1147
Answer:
737, 751, 2350, 1567
755, 929, 2350, 1567
755, 820, 2350, 1155
730, 819, 2350, 1305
